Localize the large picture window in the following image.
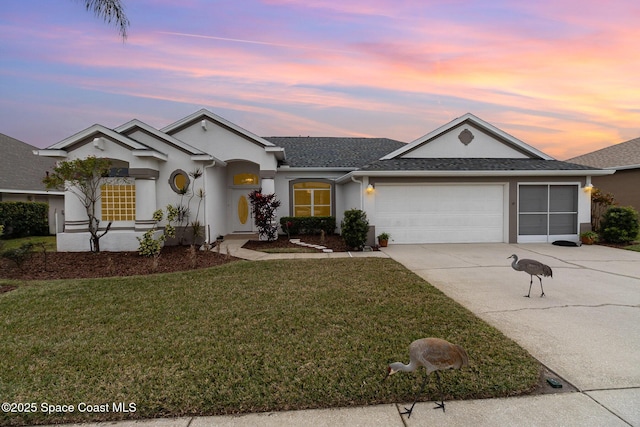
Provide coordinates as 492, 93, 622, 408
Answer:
293, 181, 332, 217
101, 184, 136, 221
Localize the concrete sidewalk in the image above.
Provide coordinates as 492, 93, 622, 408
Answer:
217, 238, 390, 261
43, 242, 639, 427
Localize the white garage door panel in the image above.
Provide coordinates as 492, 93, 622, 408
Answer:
375, 185, 504, 243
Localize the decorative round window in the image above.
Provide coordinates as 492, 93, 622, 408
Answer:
169, 169, 190, 193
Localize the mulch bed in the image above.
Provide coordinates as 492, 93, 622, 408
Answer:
0, 245, 239, 282
242, 234, 351, 252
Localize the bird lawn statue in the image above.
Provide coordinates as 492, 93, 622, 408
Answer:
385, 338, 468, 418
508, 254, 553, 297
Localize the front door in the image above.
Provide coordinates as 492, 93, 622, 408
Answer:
232, 189, 254, 232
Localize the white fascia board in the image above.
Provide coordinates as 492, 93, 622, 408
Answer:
279, 166, 356, 172
116, 119, 208, 155
34, 149, 68, 158
191, 154, 227, 166
342, 168, 615, 180
46, 124, 147, 151
605, 164, 640, 171
161, 109, 276, 148
0, 188, 65, 196
265, 146, 286, 161
132, 150, 168, 161
381, 113, 554, 160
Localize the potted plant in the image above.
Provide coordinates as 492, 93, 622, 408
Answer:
377, 232, 391, 247
580, 230, 598, 245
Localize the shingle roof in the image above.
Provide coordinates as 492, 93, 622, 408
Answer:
0, 133, 58, 193
360, 158, 601, 171
567, 137, 640, 169
265, 137, 406, 168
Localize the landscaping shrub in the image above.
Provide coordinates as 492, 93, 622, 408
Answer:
138, 206, 178, 257
280, 216, 336, 236
341, 209, 369, 250
600, 206, 639, 244
2, 242, 34, 269
0, 201, 49, 238
249, 189, 281, 241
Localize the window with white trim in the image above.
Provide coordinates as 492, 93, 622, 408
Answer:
293, 181, 331, 217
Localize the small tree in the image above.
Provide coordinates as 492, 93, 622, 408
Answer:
43, 156, 113, 252
591, 188, 616, 232
248, 189, 281, 241
341, 209, 369, 250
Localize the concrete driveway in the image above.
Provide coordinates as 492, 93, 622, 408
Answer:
383, 243, 640, 426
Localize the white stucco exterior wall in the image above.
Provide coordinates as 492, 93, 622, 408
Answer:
402, 126, 530, 159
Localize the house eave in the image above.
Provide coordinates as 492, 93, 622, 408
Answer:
0, 188, 65, 196
34, 149, 68, 158
278, 166, 356, 172
336, 168, 614, 183
605, 164, 640, 171
265, 146, 286, 161
190, 154, 227, 166
381, 113, 554, 161
132, 150, 168, 161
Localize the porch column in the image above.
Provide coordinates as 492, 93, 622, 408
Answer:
260, 170, 276, 194
63, 186, 89, 232
135, 177, 157, 231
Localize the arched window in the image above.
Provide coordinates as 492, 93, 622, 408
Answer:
233, 173, 259, 185
292, 181, 332, 217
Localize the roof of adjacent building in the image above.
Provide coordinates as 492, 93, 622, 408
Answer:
567, 137, 640, 169
360, 158, 602, 171
0, 133, 59, 193
265, 137, 406, 168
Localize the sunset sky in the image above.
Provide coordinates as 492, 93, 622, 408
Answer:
1, 0, 638, 159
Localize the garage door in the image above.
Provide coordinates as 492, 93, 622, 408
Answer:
374, 184, 505, 243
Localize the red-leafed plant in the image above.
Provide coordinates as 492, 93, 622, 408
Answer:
248, 189, 281, 241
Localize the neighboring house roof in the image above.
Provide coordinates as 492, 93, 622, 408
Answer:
265, 137, 406, 168
567, 137, 640, 170
0, 133, 62, 194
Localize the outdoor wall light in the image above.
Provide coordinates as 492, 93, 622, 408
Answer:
366, 184, 375, 194
583, 183, 593, 193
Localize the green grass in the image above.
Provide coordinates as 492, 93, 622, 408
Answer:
0, 235, 56, 252
0, 258, 540, 426
624, 243, 640, 252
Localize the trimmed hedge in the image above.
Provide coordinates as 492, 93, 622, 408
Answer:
280, 216, 336, 235
0, 202, 50, 238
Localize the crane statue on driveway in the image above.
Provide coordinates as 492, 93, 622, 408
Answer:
384, 337, 468, 418
508, 254, 553, 297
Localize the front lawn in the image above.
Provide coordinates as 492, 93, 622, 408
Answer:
0, 258, 540, 426
0, 235, 56, 252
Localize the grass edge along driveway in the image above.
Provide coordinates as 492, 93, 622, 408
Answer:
0, 258, 539, 426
